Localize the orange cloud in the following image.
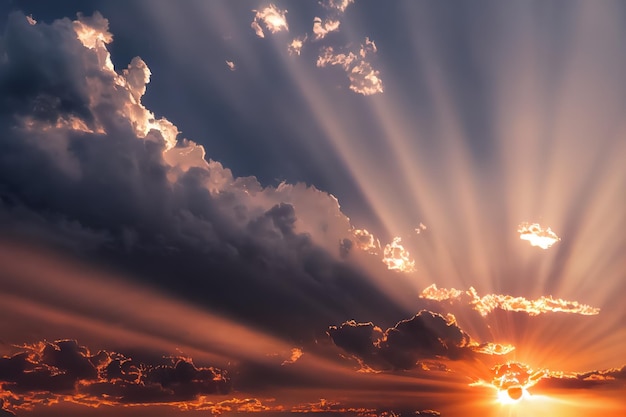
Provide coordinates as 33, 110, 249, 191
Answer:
382, 237, 415, 272
420, 284, 600, 316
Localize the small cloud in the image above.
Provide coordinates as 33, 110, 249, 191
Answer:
420, 284, 600, 316
281, 348, 303, 365
382, 237, 415, 272
518, 222, 560, 249
320, 0, 356, 13
312, 17, 341, 41
473, 342, 516, 356
225, 60, 236, 71
316, 38, 383, 96
251, 4, 289, 38
288, 34, 307, 56
352, 228, 380, 254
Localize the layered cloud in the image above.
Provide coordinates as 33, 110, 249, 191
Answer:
420, 284, 600, 316
0, 340, 229, 413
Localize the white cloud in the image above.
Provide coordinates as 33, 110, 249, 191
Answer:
320, 0, 355, 13
316, 38, 383, 96
312, 17, 341, 41
251, 4, 289, 38
382, 237, 415, 272
288, 35, 307, 56
517, 222, 560, 249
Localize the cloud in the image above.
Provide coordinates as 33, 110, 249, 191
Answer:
320, 0, 356, 13
0, 340, 229, 413
382, 237, 415, 272
517, 222, 560, 249
0, 11, 408, 347
251, 4, 289, 38
288, 35, 307, 56
420, 284, 600, 316
352, 228, 380, 254
316, 38, 383, 95
313, 17, 341, 41
328, 310, 475, 370
536, 365, 626, 390
281, 348, 303, 366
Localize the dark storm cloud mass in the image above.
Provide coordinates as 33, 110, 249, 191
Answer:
0, 11, 408, 343
0, 340, 229, 412
328, 310, 473, 370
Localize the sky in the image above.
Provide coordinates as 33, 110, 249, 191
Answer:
0, 0, 624, 416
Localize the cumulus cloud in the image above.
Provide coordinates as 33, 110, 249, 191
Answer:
420, 284, 600, 316
0, 11, 408, 348
316, 38, 383, 95
328, 310, 475, 370
251, 4, 289, 38
517, 222, 560, 249
0, 340, 229, 413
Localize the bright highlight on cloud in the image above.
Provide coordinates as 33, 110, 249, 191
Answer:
321, 0, 356, 13
352, 228, 380, 254
0, 340, 230, 413
251, 4, 289, 38
313, 16, 341, 40
471, 362, 545, 404
420, 284, 600, 316
382, 237, 415, 272
316, 38, 383, 95
288, 34, 307, 56
518, 222, 560, 249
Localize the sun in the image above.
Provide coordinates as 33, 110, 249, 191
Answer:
497, 385, 528, 405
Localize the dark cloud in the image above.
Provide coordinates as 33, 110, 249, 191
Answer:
536, 365, 626, 390
328, 310, 473, 370
0, 340, 229, 413
0, 11, 409, 345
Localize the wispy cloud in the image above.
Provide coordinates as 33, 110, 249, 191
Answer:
316, 38, 383, 95
251, 4, 289, 38
420, 284, 600, 316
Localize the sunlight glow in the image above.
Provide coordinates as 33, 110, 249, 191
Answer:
518, 222, 561, 249
382, 237, 415, 272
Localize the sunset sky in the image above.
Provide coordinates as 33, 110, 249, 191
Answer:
0, 1, 624, 416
